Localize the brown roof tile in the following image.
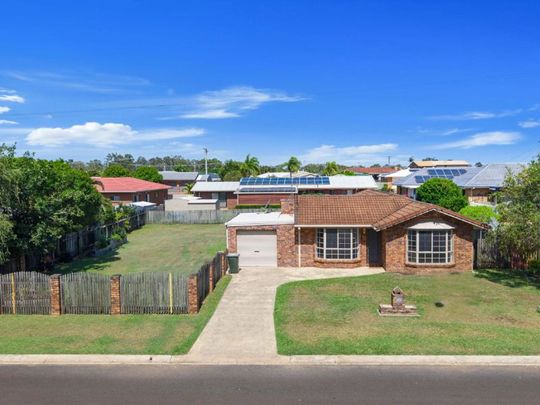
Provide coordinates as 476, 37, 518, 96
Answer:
294, 190, 487, 229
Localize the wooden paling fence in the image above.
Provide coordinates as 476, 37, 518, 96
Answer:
61, 273, 111, 314
474, 237, 540, 269
120, 272, 188, 314
0, 272, 51, 315
0, 250, 229, 316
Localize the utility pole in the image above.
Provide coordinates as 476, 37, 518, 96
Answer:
203, 148, 208, 176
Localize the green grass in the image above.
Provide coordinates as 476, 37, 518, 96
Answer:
0, 275, 231, 355
57, 224, 226, 276
275, 269, 540, 355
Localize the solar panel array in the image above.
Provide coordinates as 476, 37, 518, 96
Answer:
238, 187, 297, 193
239, 176, 330, 186
415, 168, 468, 184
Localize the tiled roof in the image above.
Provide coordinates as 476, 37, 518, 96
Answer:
294, 190, 487, 230
348, 167, 397, 175
410, 160, 470, 168
92, 177, 171, 193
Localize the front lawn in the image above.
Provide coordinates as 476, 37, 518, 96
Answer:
57, 224, 226, 276
0, 276, 230, 354
275, 270, 540, 355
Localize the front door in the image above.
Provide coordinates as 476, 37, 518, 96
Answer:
367, 229, 381, 265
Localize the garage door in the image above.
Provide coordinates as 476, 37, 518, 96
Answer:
236, 230, 277, 267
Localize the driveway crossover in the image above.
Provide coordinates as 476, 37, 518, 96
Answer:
186, 266, 384, 364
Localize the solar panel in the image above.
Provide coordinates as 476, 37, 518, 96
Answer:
238, 187, 297, 193
239, 176, 330, 186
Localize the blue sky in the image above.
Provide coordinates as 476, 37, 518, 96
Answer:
1, 0, 539, 166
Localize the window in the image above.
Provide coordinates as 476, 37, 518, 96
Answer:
316, 228, 359, 260
111, 195, 120, 201
407, 230, 453, 264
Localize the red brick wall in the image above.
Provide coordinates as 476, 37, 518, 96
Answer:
381, 212, 474, 273
101, 190, 170, 206
237, 194, 291, 206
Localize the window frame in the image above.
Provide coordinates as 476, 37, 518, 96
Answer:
316, 228, 359, 260
406, 229, 454, 265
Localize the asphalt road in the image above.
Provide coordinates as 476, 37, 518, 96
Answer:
0, 365, 539, 404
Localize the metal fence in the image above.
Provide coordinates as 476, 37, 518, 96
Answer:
0, 272, 51, 314
61, 273, 111, 314
120, 272, 189, 314
146, 209, 278, 224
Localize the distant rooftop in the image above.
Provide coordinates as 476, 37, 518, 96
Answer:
158, 171, 199, 181
409, 160, 470, 168
92, 177, 171, 193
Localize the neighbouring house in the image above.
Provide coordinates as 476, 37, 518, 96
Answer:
393, 164, 524, 203
192, 175, 378, 209
225, 190, 487, 272
158, 171, 199, 190
408, 160, 470, 169
348, 167, 397, 181
165, 195, 219, 211
379, 168, 416, 191
196, 173, 221, 182
92, 177, 171, 207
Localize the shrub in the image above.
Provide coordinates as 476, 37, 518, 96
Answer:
528, 259, 540, 274
416, 178, 468, 212
95, 237, 110, 249
459, 205, 498, 223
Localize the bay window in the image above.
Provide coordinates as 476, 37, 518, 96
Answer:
407, 228, 453, 264
316, 228, 359, 260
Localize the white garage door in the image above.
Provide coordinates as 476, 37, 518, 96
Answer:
236, 230, 277, 267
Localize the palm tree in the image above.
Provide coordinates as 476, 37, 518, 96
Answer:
322, 161, 340, 176
184, 182, 195, 194
240, 154, 260, 177
286, 156, 302, 177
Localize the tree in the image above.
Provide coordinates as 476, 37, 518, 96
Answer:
240, 154, 260, 177
459, 205, 497, 223
322, 161, 340, 176
422, 157, 438, 161
416, 178, 468, 212
133, 166, 163, 183
286, 156, 302, 176
475, 162, 483, 167
174, 163, 191, 172
493, 157, 540, 266
220, 159, 242, 179
102, 164, 131, 177
105, 153, 135, 171
184, 183, 195, 194
223, 170, 243, 181
0, 151, 104, 260
302, 163, 325, 174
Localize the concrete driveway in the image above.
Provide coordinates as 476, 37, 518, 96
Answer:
186, 266, 384, 364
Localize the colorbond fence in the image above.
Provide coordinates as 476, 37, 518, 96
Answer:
146, 209, 278, 224
0, 251, 228, 316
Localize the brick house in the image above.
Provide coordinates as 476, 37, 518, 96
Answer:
92, 177, 171, 206
225, 190, 487, 272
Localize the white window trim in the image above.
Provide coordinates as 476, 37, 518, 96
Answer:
316, 228, 359, 260
407, 229, 454, 265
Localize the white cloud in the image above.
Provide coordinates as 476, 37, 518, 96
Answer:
518, 119, 540, 128
301, 143, 398, 164
25, 122, 205, 147
0, 106, 11, 114
432, 131, 521, 149
0, 94, 24, 103
0, 119, 18, 125
173, 86, 305, 119
429, 109, 521, 121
